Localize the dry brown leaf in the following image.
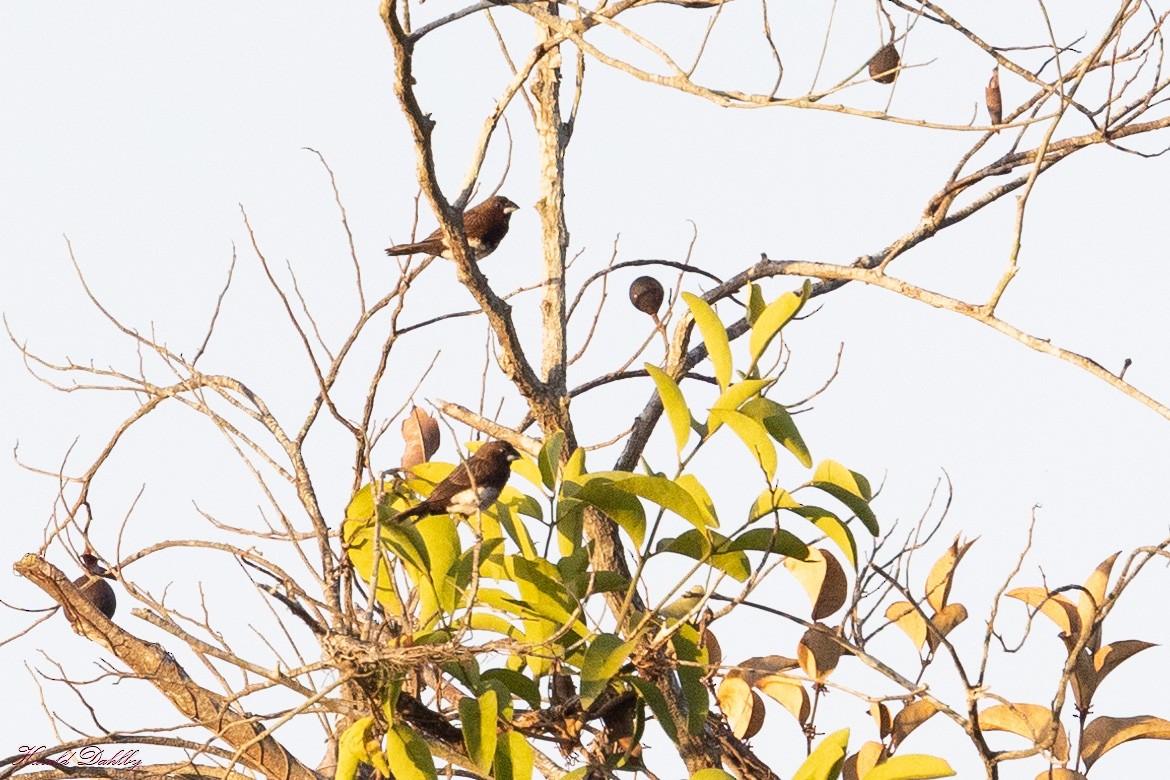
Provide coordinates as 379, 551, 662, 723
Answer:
1006, 587, 1081, 639
784, 547, 848, 619
717, 675, 755, 739
978, 703, 1070, 762
1070, 648, 1098, 714
401, 406, 440, 471
924, 536, 975, 612
891, 699, 939, 750
842, 741, 886, 780
733, 654, 799, 686
744, 690, 766, 740
1076, 552, 1119, 637
870, 701, 892, 740
1082, 714, 1170, 770
986, 67, 1002, 131
1096, 639, 1156, 682
797, 624, 844, 683
926, 602, 968, 653
703, 628, 723, 673
814, 549, 849, 619
886, 601, 927, 651
757, 673, 810, 725
869, 42, 900, 84
1033, 769, 1087, 780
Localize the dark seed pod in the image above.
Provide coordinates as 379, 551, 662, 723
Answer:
75, 554, 116, 619
869, 42, 900, 84
629, 276, 664, 317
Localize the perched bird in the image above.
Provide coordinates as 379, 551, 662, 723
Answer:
395, 440, 520, 521
73, 553, 116, 619
385, 196, 520, 261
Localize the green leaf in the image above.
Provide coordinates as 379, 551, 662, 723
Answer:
481, 668, 542, 710
494, 729, 534, 780
811, 460, 878, 535
580, 633, 638, 708
538, 431, 566, 490
709, 408, 777, 482
683, 292, 733, 390
749, 281, 809, 366
646, 363, 692, 454
725, 527, 810, 560
459, 692, 498, 773
384, 723, 437, 780
792, 728, 849, 780
659, 530, 751, 582
691, 771, 738, 780
561, 770, 590, 780
569, 477, 647, 547
671, 624, 711, 735
740, 396, 812, 468
864, 754, 956, 780
581, 471, 717, 530
786, 504, 857, 568
625, 675, 679, 744
746, 283, 767, 326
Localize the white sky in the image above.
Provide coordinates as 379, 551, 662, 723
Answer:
3, 3, 1170, 778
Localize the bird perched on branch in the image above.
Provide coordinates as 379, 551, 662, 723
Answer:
395, 440, 520, 521
73, 553, 116, 619
385, 196, 520, 261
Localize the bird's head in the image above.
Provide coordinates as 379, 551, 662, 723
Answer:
80, 553, 116, 580
493, 196, 520, 215
479, 439, 520, 462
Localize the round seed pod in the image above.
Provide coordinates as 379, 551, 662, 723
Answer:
629, 276, 664, 317
869, 42, 900, 84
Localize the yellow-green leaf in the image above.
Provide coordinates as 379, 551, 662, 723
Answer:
864, 754, 956, 780
711, 378, 774, 413
691, 771, 737, 780
384, 723, 437, 780
581, 633, 638, 707
459, 692, 498, 773
746, 283, 766, 326
646, 363, 691, 454
538, 431, 566, 490
337, 716, 386, 780
740, 396, 812, 468
683, 292, 733, 390
811, 460, 878, 535
793, 727, 849, 780
749, 281, 810, 366
709, 408, 777, 482
494, 729, 533, 780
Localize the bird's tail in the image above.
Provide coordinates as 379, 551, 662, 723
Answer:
385, 243, 427, 257
392, 504, 426, 522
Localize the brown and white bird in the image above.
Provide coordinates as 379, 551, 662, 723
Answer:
395, 440, 520, 522
73, 553, 116, 619
385, 196, 520, 261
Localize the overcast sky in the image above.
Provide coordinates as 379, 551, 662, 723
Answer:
3, 3, 1169, 777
